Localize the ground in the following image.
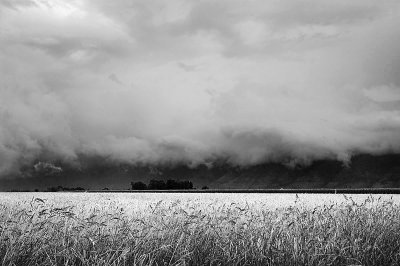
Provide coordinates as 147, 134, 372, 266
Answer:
1, 193, 400, 265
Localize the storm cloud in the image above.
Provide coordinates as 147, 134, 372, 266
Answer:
1, 0, 400, 176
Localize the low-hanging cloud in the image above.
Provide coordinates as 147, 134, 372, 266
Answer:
1, 0, 400, 177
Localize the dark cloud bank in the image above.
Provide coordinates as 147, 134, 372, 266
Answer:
1, 154, 400, 191
1, 1, 400, 189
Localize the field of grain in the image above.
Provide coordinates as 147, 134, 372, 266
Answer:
1, 192, 400, 265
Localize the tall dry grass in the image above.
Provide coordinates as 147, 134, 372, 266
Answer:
0, 194, 400, 265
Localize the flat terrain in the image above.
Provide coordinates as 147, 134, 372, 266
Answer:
1, 192, 400, 210
1, 193, 400, 265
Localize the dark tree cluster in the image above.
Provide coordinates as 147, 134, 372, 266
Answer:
131, 179, 194, 190
130, 181, 148, 190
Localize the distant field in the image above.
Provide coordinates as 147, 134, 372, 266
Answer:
89, 188, 400, 194
1, 193, 400, 265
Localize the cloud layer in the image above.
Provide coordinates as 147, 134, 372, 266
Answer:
1, 0, 400, 176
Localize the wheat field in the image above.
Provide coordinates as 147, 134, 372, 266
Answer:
1, 192, 400, 265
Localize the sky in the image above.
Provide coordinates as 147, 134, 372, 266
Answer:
1, 0, 400, 177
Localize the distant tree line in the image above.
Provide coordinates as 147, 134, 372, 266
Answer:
131, 179, 194, 190
8, 189, 34, 192
8, 186, 87, 192
45, 186, 86, 192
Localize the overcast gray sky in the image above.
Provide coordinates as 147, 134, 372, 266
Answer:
1, 0, 400, 175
